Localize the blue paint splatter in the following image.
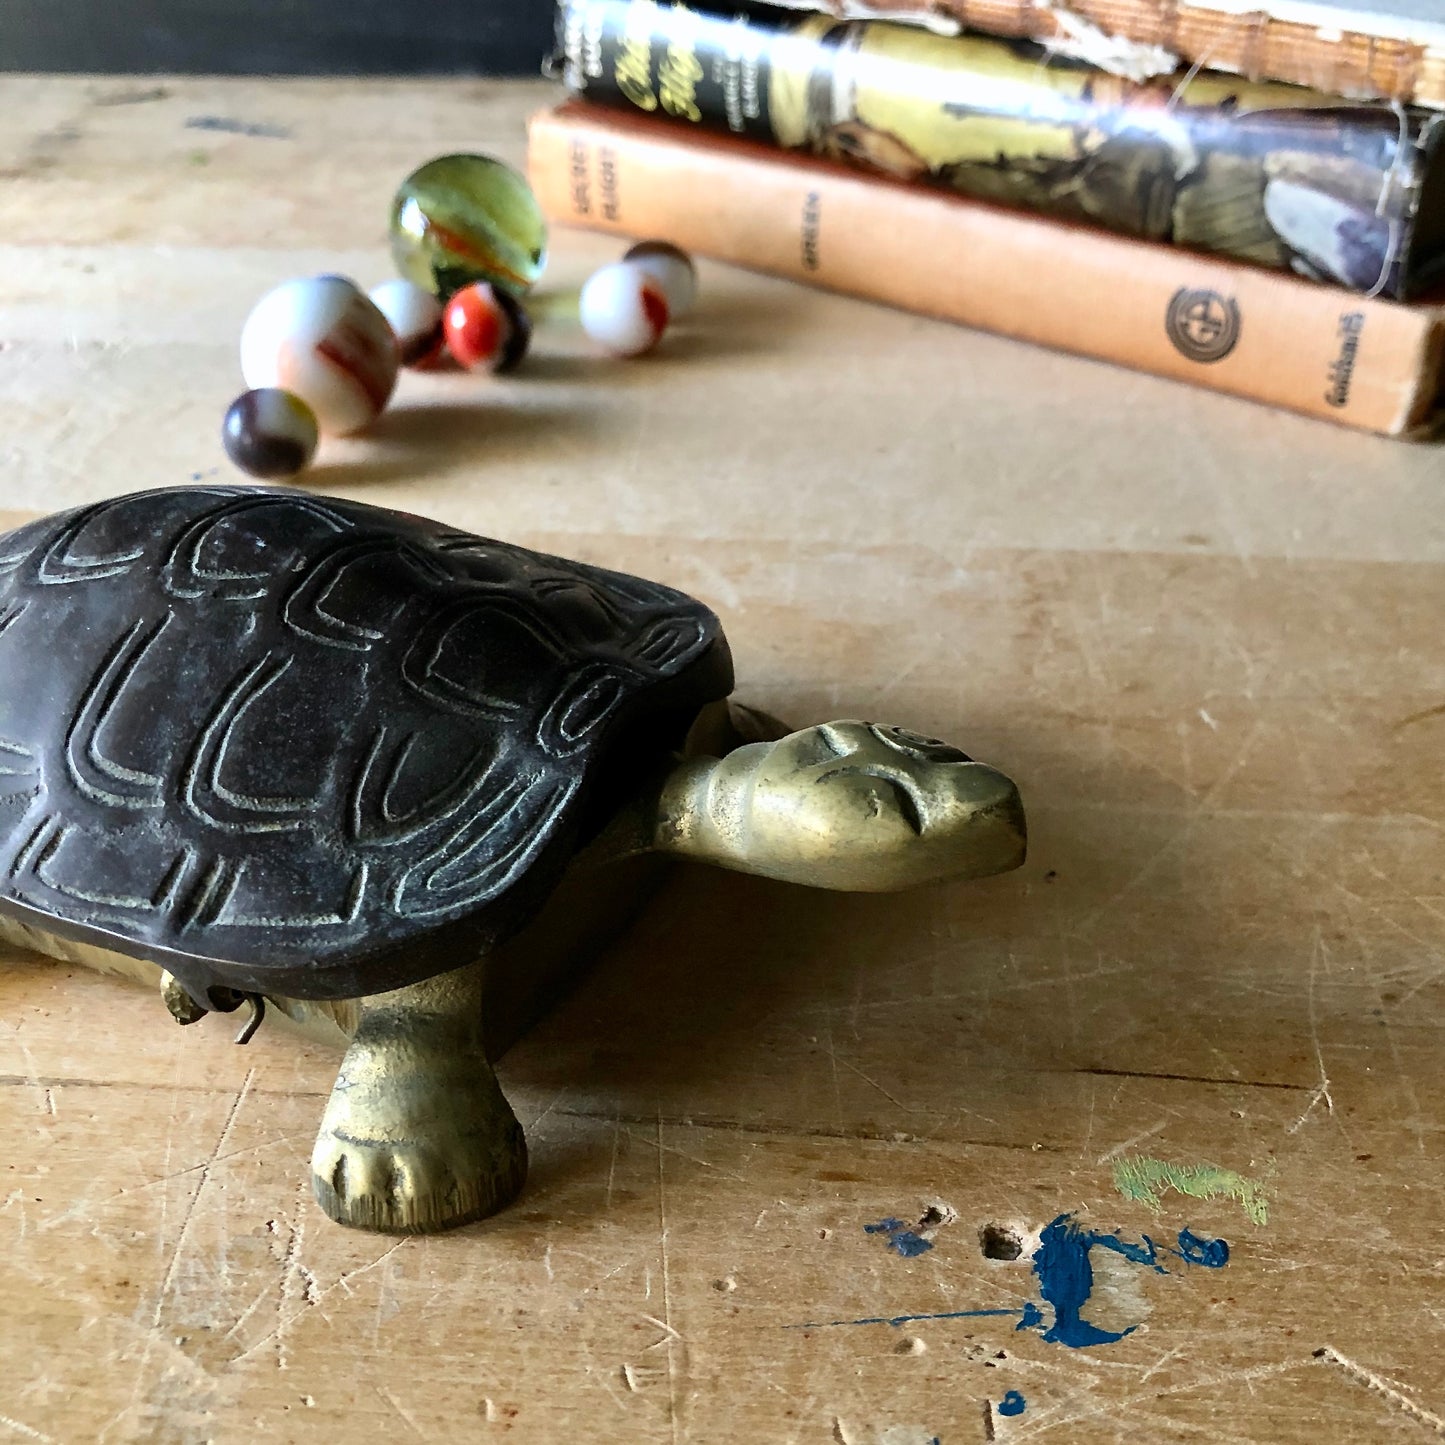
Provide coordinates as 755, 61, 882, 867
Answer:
795, 1213, 1228, 1347
185, 114, 290, 138
1033, 1215, 1150, 1345
864, 1216, 934, 1257
892, 1233, 933, 1257
997, 1391, 1026, 1417
1177, 1228, 1230, 1268
788, 1306, 1023, 1330
1032, 1215, 1227, 1347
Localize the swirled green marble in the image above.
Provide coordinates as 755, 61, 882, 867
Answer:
389, 154, 548, 299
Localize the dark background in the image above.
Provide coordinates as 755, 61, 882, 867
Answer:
0, 0, 558, 73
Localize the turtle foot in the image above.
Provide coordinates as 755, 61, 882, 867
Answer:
307, 963, 528, 1233
311, 1110, 527, 1234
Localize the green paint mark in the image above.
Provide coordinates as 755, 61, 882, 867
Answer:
1112, 1156, 1270, 1226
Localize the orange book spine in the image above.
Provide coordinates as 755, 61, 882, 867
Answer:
528, 103, 1445, 438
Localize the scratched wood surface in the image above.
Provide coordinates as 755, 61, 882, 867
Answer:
2, 75, 1444, 1445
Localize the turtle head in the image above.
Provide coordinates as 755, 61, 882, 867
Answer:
655, 720, 1025, 891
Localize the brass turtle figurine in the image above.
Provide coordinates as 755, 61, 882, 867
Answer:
0, 487, 1025, 1232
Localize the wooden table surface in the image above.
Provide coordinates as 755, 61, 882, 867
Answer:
1, 76, 1443, 1445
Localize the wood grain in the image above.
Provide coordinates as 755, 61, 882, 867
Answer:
1, 77, 1443, 1444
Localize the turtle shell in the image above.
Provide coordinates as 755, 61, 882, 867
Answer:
0, 488, 732, 1001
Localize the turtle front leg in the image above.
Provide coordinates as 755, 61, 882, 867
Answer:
310, 960, 527, 1233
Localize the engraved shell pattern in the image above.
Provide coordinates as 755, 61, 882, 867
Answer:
0, 489, 731, 999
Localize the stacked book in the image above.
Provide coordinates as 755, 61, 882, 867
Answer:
527, 0, 1445, 436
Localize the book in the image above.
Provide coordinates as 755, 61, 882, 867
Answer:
527, 101, 1445, 437
768, 0, 1445, 113
553, 0, 1445, 299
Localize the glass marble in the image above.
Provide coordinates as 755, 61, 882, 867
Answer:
442, 282, 532, 374
624, 241, 697, 316
240, 276, 398, 435
389, 154, 548, 300
579, 262, 669, 357
221, 388, 319, 480
369, 278, 445, 368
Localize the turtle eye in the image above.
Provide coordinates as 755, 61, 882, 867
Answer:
785, 724, 848, 769
867, 724, 972, 765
